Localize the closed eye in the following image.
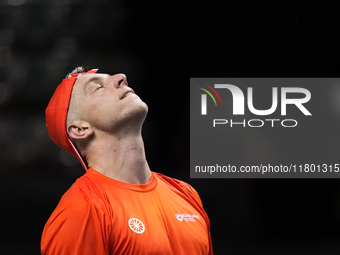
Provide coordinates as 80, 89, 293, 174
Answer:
95, 85, 104, 91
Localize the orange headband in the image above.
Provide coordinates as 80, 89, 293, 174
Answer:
45, 69, 98, 171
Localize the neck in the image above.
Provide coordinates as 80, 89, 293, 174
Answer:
85, 131, 151, 184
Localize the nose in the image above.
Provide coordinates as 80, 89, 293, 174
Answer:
113, 73, 128, 88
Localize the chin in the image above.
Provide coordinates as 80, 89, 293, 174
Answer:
133, 101, 148, 120
121, 100, 148, 124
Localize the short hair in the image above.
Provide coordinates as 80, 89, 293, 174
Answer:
65, 66, 90, 79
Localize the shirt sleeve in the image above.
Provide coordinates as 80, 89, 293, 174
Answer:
188, 184, 204, 207
41, 199, 112, 255
188, 184, 214, 255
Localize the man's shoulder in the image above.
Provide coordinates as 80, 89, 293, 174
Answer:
153, 172, 200, 198
153, 172, 192, 190
56, 173, 105, 211
153, 172, 204, 208
41, 174, 113, 255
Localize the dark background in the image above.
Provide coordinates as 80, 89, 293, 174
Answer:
1, 0, 340, 254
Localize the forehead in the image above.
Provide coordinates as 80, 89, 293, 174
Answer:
75, 73, 110, 85
73, 73, 110, 91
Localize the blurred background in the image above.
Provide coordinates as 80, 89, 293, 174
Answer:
1, 0, 340, 254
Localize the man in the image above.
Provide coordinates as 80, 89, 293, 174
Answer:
41, 67, 213, 254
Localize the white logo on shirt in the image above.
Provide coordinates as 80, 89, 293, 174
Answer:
128, 218, 145, 234
175, 213, 200, 222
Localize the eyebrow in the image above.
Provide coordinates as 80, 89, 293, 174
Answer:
83, 75, 108, 94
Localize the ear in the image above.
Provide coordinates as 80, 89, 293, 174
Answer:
67, 120, 94, 140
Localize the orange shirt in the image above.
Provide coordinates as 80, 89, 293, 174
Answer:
41, 168, 213, 254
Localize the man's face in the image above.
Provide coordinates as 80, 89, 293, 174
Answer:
70, 72, 148, 133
